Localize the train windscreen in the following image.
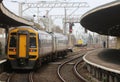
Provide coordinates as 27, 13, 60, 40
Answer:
9, 33, 17, 47
29, 33, 36, 48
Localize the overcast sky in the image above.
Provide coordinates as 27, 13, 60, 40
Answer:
2, 0, 116, 39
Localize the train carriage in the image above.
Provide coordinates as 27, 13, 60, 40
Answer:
38, 30, 53, 57
54, 33, 68, 51
7, 26, 69, 69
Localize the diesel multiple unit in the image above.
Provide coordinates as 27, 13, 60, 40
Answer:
7, 26, 69, 69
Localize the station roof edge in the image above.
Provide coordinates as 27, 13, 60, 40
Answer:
0, 0, 34, 28
80, 1, 120, 36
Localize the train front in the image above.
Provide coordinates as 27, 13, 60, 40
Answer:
7, 27, 38, 69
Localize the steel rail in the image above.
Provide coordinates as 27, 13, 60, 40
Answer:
73, 58, 89, 82
7, 72, 14, 82
57, 53, 84, 82
29, 72, 34, 82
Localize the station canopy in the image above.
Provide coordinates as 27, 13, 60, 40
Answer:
0, 0, 34, 28
80, 1, 120, 36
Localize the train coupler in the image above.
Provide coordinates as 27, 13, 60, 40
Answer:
17, 58, 28, 66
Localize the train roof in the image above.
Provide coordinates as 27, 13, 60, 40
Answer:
80, 1, 120, 36
53, 33, 68, 40
38, 30, 51, 35
9, 26, 36, 31
53, 32, 67, 36
10, 27, 67, 37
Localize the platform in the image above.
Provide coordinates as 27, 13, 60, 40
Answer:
0, 55, 7, 64
83, 49, 120, 74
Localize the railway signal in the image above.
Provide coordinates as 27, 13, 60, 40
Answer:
69, 23, 74, 33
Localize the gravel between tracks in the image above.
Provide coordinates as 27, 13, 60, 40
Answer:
60, 63, 81, 82
34, 64, 61, 82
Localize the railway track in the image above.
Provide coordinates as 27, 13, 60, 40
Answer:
57, 52, 88, 82
29, 72, 34, 82
7, 72, 34, 82
1, 49, 92, 82
7, 72, 14, 82
73, 57, 88, 82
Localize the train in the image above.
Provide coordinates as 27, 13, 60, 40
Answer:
7, 26, 70, 69
75, 39, 87, 47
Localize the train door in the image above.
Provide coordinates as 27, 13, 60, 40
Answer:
18, 34, 27, 58
17, 30, 29, 59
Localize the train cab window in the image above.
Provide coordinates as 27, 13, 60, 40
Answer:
30, 33, 36, 36
29, 37, 36, 48
11, 33, 17, 35
9, 34, 17, 47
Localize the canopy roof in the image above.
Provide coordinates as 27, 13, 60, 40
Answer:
0, 0, 34, 28
80, 1, 120, 36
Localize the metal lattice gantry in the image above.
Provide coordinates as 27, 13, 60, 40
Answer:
50, 15, 81, 23
18, 1, 89, 16
15, 1, 89, 19
23, 1, 89, 9
14, 1, 89, 33
13, 1, 89, 20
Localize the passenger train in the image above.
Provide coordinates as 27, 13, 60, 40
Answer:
7, 26, 69, 69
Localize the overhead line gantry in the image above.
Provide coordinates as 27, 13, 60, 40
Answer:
13, 1, 89, 34
23, 1, 89, 8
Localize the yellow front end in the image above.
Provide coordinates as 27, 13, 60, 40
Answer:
7, 27, 38, 69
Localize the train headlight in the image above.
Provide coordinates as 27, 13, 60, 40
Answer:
9, 48, 16, 52
29, 49, 37, 52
